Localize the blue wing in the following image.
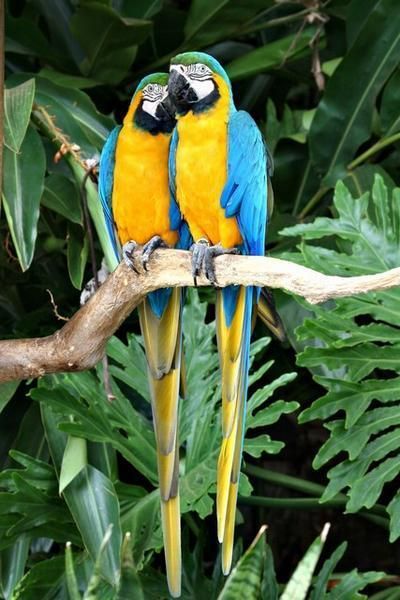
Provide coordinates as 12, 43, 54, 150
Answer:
220, 110, 268, 257
98, 126, 121, 261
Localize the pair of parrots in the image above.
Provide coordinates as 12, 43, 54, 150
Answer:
99, 51, 282, 598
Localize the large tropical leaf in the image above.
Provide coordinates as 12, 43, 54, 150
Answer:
2, 126, 46, 271
3, 79, 35, 152
309, 0, 400, 185
281, 176, 400, 540
70, 2, 152, 84
184, 0, 273, 47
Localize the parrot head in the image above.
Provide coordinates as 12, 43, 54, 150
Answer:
168, 52, 232, 115
130, 73, 176, 135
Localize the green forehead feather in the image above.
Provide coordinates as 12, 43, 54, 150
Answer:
135, 72, 169, 92
171, 52, 231, 85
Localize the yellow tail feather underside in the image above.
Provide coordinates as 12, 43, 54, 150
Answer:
161, 494, 181, 598
216, 287, 248, 559
138, 289, 182, 597
216, 289, 247, 438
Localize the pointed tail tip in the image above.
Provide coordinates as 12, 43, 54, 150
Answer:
167, 578, 181, 598
222, 554, 232, 577
217, 521, 224, 544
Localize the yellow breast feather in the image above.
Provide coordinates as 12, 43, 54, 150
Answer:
175, 74, 242, 248
112, 94, 177, 247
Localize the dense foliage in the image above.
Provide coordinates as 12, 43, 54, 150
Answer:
1, 0, 400, 597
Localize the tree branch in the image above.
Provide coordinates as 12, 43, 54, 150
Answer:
1, 248, 400, 383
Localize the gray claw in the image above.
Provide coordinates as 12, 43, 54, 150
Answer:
141, 236, 168, 271
190, 241, 239, 285
122, 241, 139, 273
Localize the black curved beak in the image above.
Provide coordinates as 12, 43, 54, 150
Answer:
168, 68, 198, 109
156, 94, 176, 121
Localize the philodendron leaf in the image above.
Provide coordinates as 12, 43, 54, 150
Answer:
2, 125, 46, 271
3, 79, 35, 152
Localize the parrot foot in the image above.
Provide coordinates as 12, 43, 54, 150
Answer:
141, 236, 168, 271
191, 240, 239, 286
122, 241, 139, 273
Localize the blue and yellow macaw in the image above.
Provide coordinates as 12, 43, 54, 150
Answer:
98, 73, 188, 598
168, 52, 270, 575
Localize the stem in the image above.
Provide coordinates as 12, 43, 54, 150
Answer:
239, 495, 344, 509
298, 185, 329, 219
348, 132, 400, 171
183, 513, 200, 537
245, 465, 325, 496
240, 8, 312, 36
245, 465, 387, 517
238, 496, 389, 530
0, 0, 4, 201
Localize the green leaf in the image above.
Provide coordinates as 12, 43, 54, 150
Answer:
184, 0, 272, 47
2, 125, 46, 271
67, 224, 89, 290
0, 535, 30, 599
381, 68, 400, 136
30, 0, 85, 68
34, 76, 113, 155
39, 68, 99, 89
41, 404, 122, 587
309, 0, 400, 184
5, 14, 57, 63
347, 455, 400, 511
310, 542, 347, 600
218, 525, 267, 599
226, 29, 316, 81
343, 165, 395, 199
281, 524, 330, 600
59, 436, 88, 494
3, 79, 35, 152
117, 533, 145, 600
244, 435, 283, 457
11, 556, 67, 599
282, 177, 400, 537
65, 543, 82, 600
71, 2, 152, 85
387, 492, 400, 542
346, 0, 381, 47
41, 174, 82, 224
327, 569, 385, 599
64, 466, 122, 587
0, 381, 20, 415
123, 490, 160, 567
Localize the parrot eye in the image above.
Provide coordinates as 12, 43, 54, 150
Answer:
190, 63, 212, 79
147, 84, 154, 92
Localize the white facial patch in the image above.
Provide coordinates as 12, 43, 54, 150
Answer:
171, 63, 215, 101
141, 84, 168, 119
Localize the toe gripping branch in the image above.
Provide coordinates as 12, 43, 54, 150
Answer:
122, 236, 169, 273
191, 239, 239, 286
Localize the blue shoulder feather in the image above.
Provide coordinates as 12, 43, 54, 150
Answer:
98, 126, 121, 261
